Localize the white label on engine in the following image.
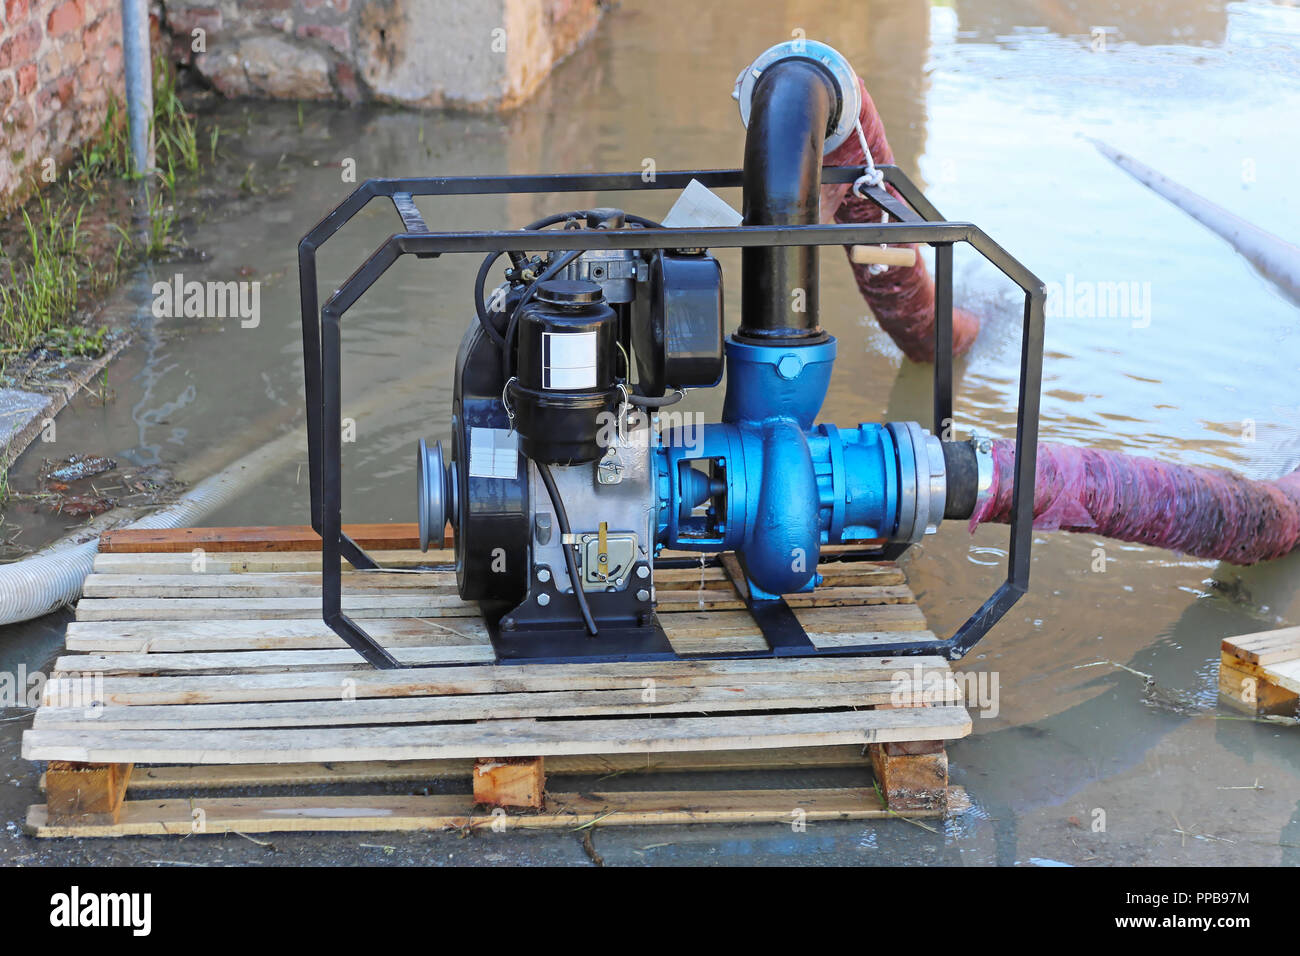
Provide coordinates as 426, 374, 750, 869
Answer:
468, 427, 518, 479
542, 331, 597, 390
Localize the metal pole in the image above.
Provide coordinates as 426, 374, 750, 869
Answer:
120, 0, 154, 176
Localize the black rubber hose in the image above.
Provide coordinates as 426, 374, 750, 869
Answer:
473, 250, 508, 348
534, 459, 599, 637
474, 213, 586, 349
627, 387, 685, 408
941, 440, 979, 520
477, 210, 665, 363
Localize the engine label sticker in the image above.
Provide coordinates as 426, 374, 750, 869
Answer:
468, 427, 519, 479
542, 330, 597, 390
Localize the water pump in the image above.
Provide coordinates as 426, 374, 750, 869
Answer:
299, 40, 1046, 668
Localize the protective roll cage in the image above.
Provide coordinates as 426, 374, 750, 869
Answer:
299, 165, 1045, 669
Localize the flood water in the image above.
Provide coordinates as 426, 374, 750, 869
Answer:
3, 0, 1300, 865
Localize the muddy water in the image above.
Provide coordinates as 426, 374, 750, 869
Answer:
3, 0, 1300, 865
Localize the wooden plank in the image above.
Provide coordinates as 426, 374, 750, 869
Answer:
65, 618, 489, 652
27, 786, 943, 838
473, 757, 545, 808
63, 614, 930, 654
95, 746, 873, 792
98, 526, 883, 557
45, 762, 133, 825
73, 596, 485, 621
82, 572, 464, 598
93, 549, 455, 573
669, 630, 938, 656
56, 645, 500, 673
1222, 626, 1300, 666
655, 585, 915, 611
1217, 654, 1299, 715
1269, 657, 1300, 695
43, 655, 951, 707
92, 548, 899, 577
54, 628, 943, 673
72, 584, 915, 622
80, 564, 905, 599
33, 677, 953, 729
97, 523, 438, 553
658, 604, 927, 637
22, 706, 972, 764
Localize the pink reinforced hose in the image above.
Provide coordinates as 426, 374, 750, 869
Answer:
970, 440, 1300, 565
821, 77, 981, 362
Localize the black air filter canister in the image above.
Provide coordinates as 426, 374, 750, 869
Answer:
512, 279, 620, 464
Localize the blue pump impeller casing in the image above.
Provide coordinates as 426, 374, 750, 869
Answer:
655, 335, 905, 599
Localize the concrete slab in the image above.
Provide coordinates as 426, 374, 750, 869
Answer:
0, 389, 55, 471
0, 337, 127, 472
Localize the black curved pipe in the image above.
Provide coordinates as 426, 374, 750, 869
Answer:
739, 58, 839, 345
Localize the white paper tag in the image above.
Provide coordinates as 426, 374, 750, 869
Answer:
542, 330, 597, 390
468, 427, 518, 479
661, 178, 744, 229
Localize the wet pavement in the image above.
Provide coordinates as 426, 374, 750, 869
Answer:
1, 0, 1299, 865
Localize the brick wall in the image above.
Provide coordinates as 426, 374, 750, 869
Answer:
0, 0, 125, 210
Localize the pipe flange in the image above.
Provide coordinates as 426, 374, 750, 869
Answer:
888, 422, 947, 543
732, 39, 863, 155
887, 421, 920, 543
919, 427, 947, 537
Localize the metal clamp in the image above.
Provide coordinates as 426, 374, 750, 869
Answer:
732, 39, 863, 154
888, 421, 947, 543
969, 431, 995, 512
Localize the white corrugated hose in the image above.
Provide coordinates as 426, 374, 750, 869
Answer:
0, 426, 306, 626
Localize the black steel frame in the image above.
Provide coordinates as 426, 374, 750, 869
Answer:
299, 165, 1045, 668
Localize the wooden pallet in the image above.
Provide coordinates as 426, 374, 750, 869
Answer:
1219, 626, 1300, 716
23, 524, 972, 838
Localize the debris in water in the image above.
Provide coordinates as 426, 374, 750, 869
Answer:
121, 466, 178, 495
52, 494, 117, 518
581, 830, 605, 867
43, 454, 117, 483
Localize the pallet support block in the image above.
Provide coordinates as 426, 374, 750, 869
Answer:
868, 742, 948, 812
45, 762, 133, 825
473, 757, 545, 809
867, 701, 949, 812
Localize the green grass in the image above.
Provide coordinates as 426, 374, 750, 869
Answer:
0, 61, 214, 371
73, 59, 200, 184
42, 323, 110, 357
0, 196, 92, 359
153, 57, 200, 180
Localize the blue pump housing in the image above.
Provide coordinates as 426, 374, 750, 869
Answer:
656, 335, 902, 599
